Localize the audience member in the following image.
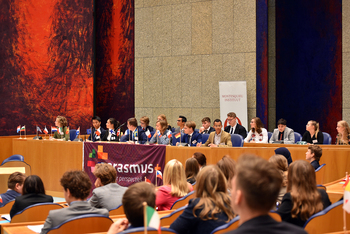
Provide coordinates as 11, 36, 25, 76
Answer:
0, 172, 26, 208
156, 159, 193, 211
277, 160, 331, 227
185, 158, 199, 184
199, 117, 215, 134
269, 118, 295, 144
41, 171, 109, 234
199, 119, 232, 147
89, 163, 127, 210
227, 154, 307, 234
170, 165, 235, 234
192, 152, 207, 170
10, 175, 53, 218
179, 121, 202, 146
336, 120, 350, 145
268, 155, 288, 205
244, 117, 268, 143
88, 116, 107, 142
102, 118, 120, 142
224, 112, 247, 138
302, 120, 323, 144
106, 182, 156, 233
175, 115, 187, 134
274, 147, 293, 165
306, 145, 322, 170
216, 155, 236, 195
157, 114, 172, 131
53, 116, 69, 141
150, 120, 171, 145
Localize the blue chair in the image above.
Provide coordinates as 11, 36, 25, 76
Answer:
268, 132, 272, 142
160, 206, 187, 227
87, 129, 92, 135
119, 227, 178, 234
69, 129, 77, 141
315, 163, 326, 185
1, 154, 24, 166
323, 132, 332, 144
315, 163, 326, 172
231, 134, 244, 147
11, 202, 64, 223
170, 191, 195, 210
294, 132, 302, 143
210, 216, 240, 234
201, 134, 209, 144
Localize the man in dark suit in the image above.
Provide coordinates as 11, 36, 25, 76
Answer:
138, 116, 154, 143
179, 121, 202, 147
174, 115, 187, 134
0, 172, 25, 208
41, 171, 109, 234
198, 117, 215, 134
124, 117, 147, 143
88, 116, 107, 142
227, 155, 307, 234
224, 112, 247, 138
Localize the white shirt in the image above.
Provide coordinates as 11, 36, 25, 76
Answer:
229, 123, 237, 134
244, 128, 268, 143
214, 130, 222, 145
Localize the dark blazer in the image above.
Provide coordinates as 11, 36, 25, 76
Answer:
181, 131, 202, 146
136, 126, 152, 144
302, 131, 324, 144
124, 128, 148, 144
88, 127, 107, 142
224, 124, 247, 139
0, 189, 21, 208
10, 193, 53, 218
101, 128, 120, 142
200, 127, 215, 134
311, 160, 320, 170
53, 126, 69, 141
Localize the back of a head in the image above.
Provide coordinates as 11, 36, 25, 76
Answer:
274, 147, 293, 165
193, 152, 207, 167
185, 158, 199, 179
8, 172, 26, 190
122, 182, 156, 227
164, 159, 189, 197
128, 117, 138, 127
217, 156, 236, 185
23, 175, 46, 195
60, 170, 91, 200
236, 154, 282, 212
269, 155, 288, 172
93, 163, 117, 185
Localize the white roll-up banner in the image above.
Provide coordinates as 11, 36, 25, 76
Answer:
219, 81, 248, 130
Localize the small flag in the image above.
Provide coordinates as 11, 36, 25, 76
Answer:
117, 129, 120, 137
167, 131, 172, 139
343, 180, 350, 213
76, 127, 80, 136
96, 129, 101, 136
134, 129, 138, 138
51, 126, 58, 132
145, 205, 160, 232
0, 195, 2, 203
157, 130, 161, 137
156, 170, 163, 180
175, 132, 181, 138
110, 129, 115, 135
17, 125, 21, 133
66, 127, 70, 135
36, 126, 42, 133
146, 130, 151, 139
145, 177, 151, 183
20, 126, 25, 132
43, 126, 48, 134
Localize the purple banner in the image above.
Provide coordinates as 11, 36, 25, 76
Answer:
84, 142, 165, 190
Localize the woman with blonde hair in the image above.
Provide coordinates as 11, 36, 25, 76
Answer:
277, 160, 331, 227
269, 154, 288, 205
244, 117, 268, 143
156, 159, 193, 210
53, 116, 69, 140
336, 120, 350, 145
302, 120, 323, 144
170, 165, 234, 234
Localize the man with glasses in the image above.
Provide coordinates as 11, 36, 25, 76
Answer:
174, 115, 187, 134
224, 112, 247, 138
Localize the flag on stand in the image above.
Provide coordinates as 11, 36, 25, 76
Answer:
20, 126, 25, 132
36, 126, 42, 133
144, 204, 161, 234
157, 130, 161, 137
51, 127, 58, 132
133, 129, 138, 138
146, 130, 151, 139
167, 131, 172, 139
17, 125, 21, 133
76, 127, 80, 136
175, 132, 181, 138
110, 129, 115, 135
343, 180, 350, 213
66, 127, 70, 135
43, 126, 48, 134
96, 129, 101, 136
117, 129, 120, 137
156, 171, 163, 180
145, 177, 151, 183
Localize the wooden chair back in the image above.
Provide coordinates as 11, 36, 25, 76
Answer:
210, 216, 240, 234
0, 161, 31, 193
170, 191, 194, 210
160, 206, 186, 227
11, 203, 63, 223
0, 200, 15, 214
315, 164, 326, 185
269, 211, 281, 222
109, 204, 124, 216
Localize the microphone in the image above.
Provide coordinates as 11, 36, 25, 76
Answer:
117, 122, 126, 130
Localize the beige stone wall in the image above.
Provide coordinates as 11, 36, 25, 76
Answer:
344, 1, 350, 122
134, 0, 256, 129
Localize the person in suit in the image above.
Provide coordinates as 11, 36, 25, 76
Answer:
174, 115, 187, 134
123, 117, 147, 143
178, 121, 202, 147
224, 112, 247, 139
198, 119, 232, 147
40, 171, 109, 234
10, 175, 53, 218
302, 120, 323, 144
269, 118, 295, 144
102, 118, 120, 142
137, 116, 154, 144
227, 154, 307, 234
305, 145, 322, 170
198, 117, 215, 134
88, 116, 107, 142
0, 172, 26, 208
53, 116, 69, 141
89, 163, 127, 210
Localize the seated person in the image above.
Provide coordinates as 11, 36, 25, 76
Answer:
274, 147, 293, 165
156, 159, 193, 211
277, 160, 331, 227
178, 121, 202, 146
10, 175, 53, 218
175, 115, 187, 134
306, 145, 322, 170
198, 119, 232, 147
157, 114, 172, 131
138, 116, 154, 142
88, 116, 107, 142
150, 120, 171, 145
198, 117, 215, 134
224, 112, 247, 138
269, 118, 295, 144
217, 155, 236, 195
185, 158, 199, 184
53, 116, 69, 141
170, 165, 235, 234
106, 182, 156, 233
192, 152, 206, 170
0, 172, 26, 208
268, 155, 288, 206
89, 163, 127, 210
302, 120, 323, 144
227, 154, 307, 234
102, 118, 120, 142
41, 171, 109, 234
244, 117, 268, 143
124, 118, 147, 143
336, 120, 350, 145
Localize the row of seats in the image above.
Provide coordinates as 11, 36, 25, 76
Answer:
267, 131, 332, 144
